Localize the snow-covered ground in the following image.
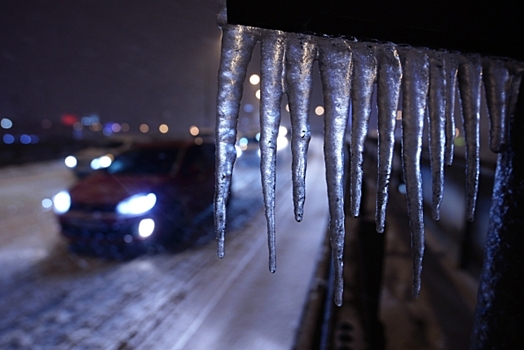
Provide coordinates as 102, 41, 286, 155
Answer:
0, 142, 329, 350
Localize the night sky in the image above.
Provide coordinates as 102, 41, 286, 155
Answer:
0, 0, 223, 137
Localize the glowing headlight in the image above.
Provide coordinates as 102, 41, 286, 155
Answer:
138, 218, 155, 238
98, 155, 113, 168
91, 154, 114, 170
90, 158, 101, 170
116, 193, 157, 215
53, 191, 71, 214
64, 156, 77, 168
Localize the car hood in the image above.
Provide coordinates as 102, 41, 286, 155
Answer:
69, 172, 169, 205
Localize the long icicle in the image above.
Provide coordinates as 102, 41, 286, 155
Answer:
457, 54, 482, 222
443, 53, 458, 166
317, 37, 352, 306
398, 47, 429, 298
427, 51, 447, 220
375, 43, 402, 233
350, 42, 377, 218
482, 58, 510, 153
215, 24, 259, 258
259, 30, 286, 273
285, 33, 316, 222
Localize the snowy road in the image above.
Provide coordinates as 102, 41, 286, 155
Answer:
0, 141, 329, 350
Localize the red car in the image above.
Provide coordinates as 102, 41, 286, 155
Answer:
53, 140, 215, 257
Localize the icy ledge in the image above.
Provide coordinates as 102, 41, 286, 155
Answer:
213, 21, 524, 306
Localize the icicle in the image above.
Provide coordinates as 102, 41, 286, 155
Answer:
457, 54, 482, 222
214, 25, 259, 258
259, 30, 286, 273
398, 47, 429, 298
317, 37, 352, 307
375, 43, 402, 233
483, 58, 510, 153
285, 34, 317, 222
427, 51, 447, 220
443, 53, 458, 166
214, 4, 523, 305
349, 42, 377, 218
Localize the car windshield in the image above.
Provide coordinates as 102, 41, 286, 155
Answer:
106, 148, 180, 175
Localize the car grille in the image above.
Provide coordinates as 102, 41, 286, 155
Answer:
70, 202, 116, 212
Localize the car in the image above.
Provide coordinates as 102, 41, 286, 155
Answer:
63, 136, 139, 178
53, 140, 215, 257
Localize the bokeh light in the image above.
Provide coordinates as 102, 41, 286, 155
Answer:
249, 74, 260, 85
1, 118, 13, 129
159, 124, 169, 134
140, 124, 149, 133
189, 125, 200, 136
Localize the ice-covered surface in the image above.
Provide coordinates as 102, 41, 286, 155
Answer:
213, 4, 524, 305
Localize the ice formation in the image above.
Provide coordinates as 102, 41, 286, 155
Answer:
213, 1, 524, 305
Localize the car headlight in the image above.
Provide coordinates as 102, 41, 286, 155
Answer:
138, 218, 155, 238
90, 154, 113, 170
64, 156, 77, 168
53, 191, 71, 214
116, 193, 157, 215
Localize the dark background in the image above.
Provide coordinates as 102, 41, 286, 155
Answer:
228, 0, 524, 61
0, 0, 221, 140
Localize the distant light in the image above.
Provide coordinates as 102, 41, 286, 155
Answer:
238, 137, 248, 150
255, 132, 260, 141
159, 124, 169, 134
112, 123, 121, 133
243, 104, 254, 113
64, 155, 77, 168
41, 119, 52, 129
189, 125, 200, 136
30, 135, 39, 144
138, 218, 155, 238
73, 122, 83, 131
235, 145, 243, 158
396, 110, 403, 120
121, 123, 130, 132
315, 106, 325, 116
249, 74, 260, 85
61, 113, 79, 126
278, 126, 288, 137
455, 127, 460, 138
285, 104, 290, 112
41, 198, 53, 211
81, 114, 100, 126
277, 135, 289, 151
1, 118, 13, 129
90, 122, 102, 132
3, 134, 14, 144
140, 124, 149, 133
103, 124, 113, 136
20, 134, 31, 144
194, 137, 203, 145
255, 89, 261, 100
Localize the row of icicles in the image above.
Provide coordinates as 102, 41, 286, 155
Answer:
213, 21, 524, 306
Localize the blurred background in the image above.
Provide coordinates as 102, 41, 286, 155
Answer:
0, 1, 498, 349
